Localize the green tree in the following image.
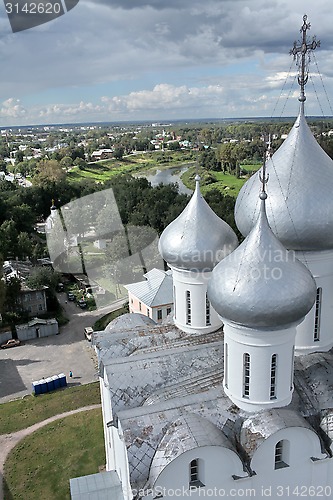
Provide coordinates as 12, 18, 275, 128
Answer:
168, 141, 181, 151
5, 276, 21, 313
15, 150, 24, 163
16, 232, 33, 260
73, 157, 87, 169
0, 220, 18, 258
60, 156, 73, 170
114, 146, 124, 160
34, 159, 66, 186
26, 267, 61, 297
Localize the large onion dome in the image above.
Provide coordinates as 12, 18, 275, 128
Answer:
208, 189, 316, 329
158, 175, 238, 272
235, 105, 333, 251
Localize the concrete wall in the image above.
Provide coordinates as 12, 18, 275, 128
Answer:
16, 320, 59, 341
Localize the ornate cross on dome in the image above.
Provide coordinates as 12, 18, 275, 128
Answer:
259, 153, 269, 199
290, 14, 320, 103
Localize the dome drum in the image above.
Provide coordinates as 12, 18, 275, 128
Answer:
223, 321, 296, 413
172, 266, 222, 334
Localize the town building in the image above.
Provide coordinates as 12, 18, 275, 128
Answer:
18, 284, 48, 317
125, 268, 173, 323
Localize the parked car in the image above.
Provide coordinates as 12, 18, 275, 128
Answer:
84, 327, 93, 341
56, 282, 64, 292
0, 339, 21, 349
78, 299, 87, 309
67, 292, 75, 301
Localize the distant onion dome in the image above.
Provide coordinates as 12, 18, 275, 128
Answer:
235, 105, 333, 251
158, 175, 238, 271
208, 190, 316, 328
50, 199, 57, 212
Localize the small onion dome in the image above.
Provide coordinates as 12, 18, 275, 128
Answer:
158, 175, 238, 271
235, 105, 333, 251
208, 192, 316, 329
50, 199, 57, 211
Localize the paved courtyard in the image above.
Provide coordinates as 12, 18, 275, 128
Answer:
0, 296, 126, 404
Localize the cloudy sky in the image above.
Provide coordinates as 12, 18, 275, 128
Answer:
0, 0, 333, 126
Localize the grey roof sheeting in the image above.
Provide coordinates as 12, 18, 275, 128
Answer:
124, 269, 173, 307
70, 471, 124, 500
104, 312, 156, 332
95, 314, 219, 364
104, 341, 223, 413
235, 105, 333, 251
118, 387, 238, 489
96, 315, 333, 491
240, 409, 313, 459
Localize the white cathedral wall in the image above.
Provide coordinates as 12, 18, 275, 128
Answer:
249, 427, 331, 492
295, 250, 333, 354
223, 322, 295, 412
144, 432, 332, 499
100, 376, 113, 471
148, 446, 246, 498
100, 375, 133, 500
171, 266, 221, 334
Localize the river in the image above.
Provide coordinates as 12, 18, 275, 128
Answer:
134, 165, 193, 195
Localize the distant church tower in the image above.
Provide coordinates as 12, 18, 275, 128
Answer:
159, 175, 238, 334
46, 199, 58, 231
208, 165, 316, 412
235, 16, 333, 355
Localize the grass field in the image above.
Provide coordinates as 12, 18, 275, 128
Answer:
3, 408, 104, 500
68, 150, 195, 183
0, 383, 100, 435
181, 166, 248, 196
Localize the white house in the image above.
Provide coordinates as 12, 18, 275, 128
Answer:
125, 268, 173, 323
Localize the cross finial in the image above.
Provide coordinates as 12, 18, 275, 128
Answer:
259, 152, 269, 199
290, 14, 320, 103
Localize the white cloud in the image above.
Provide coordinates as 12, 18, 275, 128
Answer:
0, 98, 26, 118
0, 0, 333, 124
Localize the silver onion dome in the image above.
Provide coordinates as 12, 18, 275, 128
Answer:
235, 105, 333, 251
208, 190, 316, 329
158, 175, 238, 271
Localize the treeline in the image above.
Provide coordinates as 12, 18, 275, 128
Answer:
0, 170, 239, 263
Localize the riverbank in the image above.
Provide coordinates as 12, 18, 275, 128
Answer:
68, 150, 196, 184
181, 164, 261, 197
